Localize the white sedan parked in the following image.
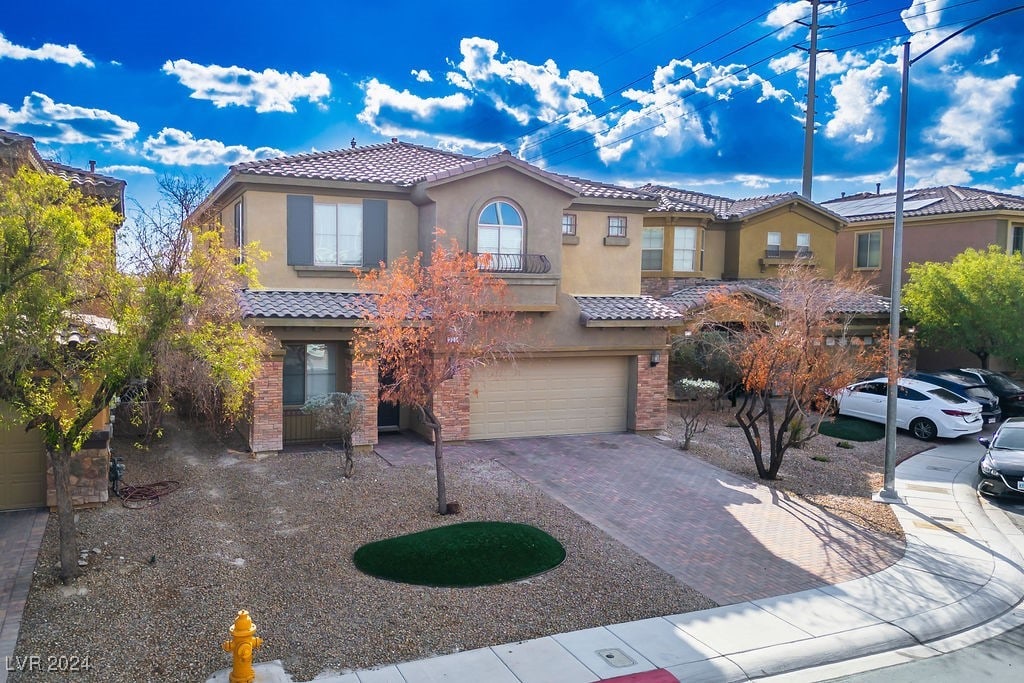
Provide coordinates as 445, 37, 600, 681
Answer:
836, 377, 984, 441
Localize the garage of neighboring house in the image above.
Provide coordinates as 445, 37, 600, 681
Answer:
468, 356, 630, 439
0, 418, 47, 511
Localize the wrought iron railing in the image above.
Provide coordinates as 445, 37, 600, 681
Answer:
474, 253, 552, 274
763, 249, 814, 260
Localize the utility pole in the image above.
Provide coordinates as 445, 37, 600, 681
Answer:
799, 0, 833, 199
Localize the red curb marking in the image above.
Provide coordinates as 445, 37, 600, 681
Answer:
604, 669, 679, 682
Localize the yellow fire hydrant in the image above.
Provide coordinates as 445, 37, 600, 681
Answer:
222, 610, 263, 683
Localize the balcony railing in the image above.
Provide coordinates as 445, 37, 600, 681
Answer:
763, 249, 814, 260
475, 252, 552, 274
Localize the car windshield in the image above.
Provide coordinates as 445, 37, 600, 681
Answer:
984, 373, 1024, 394
993, 429, 1024, 450
928, 387, 968, 404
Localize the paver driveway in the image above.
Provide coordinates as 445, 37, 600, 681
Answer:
375, 432, 904, 605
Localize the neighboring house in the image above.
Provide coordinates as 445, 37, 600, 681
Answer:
825, 185, 1024, 298
824, 185, 1024, 372
194, 139, 681, 455
0, 129, 125, 511
636, 184, 847, 298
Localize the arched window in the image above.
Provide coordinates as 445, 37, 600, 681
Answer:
477, 201, 524, 266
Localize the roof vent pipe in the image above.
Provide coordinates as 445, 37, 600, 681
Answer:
89, 160, 96, 172
876, 182, 881, 195
350, 138, 356, 148
391, 137, 398, 143
841, 192, 846, 198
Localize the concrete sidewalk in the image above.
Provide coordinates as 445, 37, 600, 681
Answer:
211, 440, 1024, 683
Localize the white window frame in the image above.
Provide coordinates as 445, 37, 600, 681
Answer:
796, 232, 811, 257
283, 343, 337, 406
478, 200, 524, 256
608, 216, 627, 238
766, 232, 782, 256
233, 200, 245, 264
314, 203, 363, 266
562, 213, 577, 236
673, 226, 698, 272
641, 227, 664, 271
855, 230, 882, 269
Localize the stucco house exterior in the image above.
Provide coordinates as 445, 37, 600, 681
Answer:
0, 129, 125, 511
824, 185, 1024, 298
195, 140, 681, 455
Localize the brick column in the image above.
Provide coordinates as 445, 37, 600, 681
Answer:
632, 350, 668, 432
432, 367, 470, 441
350, 355, 378, 449
249, 345, 285, 455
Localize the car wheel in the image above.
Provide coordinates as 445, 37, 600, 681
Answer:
910, 418, 937, 441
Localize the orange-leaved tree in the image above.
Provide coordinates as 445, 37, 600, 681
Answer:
689, 266, 892, 479
355, 232, 520, 514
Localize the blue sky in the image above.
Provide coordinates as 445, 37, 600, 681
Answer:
1, 0, 1021, 215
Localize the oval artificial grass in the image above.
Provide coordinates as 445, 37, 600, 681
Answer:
353, 521, 566, 587
818, 416, 885, 442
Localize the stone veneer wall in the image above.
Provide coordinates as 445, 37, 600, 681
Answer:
46, 430, 110, 509
431, 368, 470, 442
633, 352, 668, 432
249, 347, 285, 455
349, 355, 379, 449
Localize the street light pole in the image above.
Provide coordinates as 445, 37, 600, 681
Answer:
877, 5, 1024, 504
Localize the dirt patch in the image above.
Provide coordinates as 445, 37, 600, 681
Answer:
12, 419, 714, 682
662, 403, 933, 538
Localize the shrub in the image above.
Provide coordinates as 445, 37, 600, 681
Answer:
674, 379, 720, 450
302, 392, 365, 477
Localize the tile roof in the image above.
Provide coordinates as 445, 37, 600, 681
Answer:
575, 296, 683, 323
238, 290, 375, 320
42, 160, 126, 190
821, 185, 1024, 222
231, 141, 655, 201
638, 184, 847, 223
660, 279, 890, 315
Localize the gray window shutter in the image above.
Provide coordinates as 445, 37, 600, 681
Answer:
363, 199, 388, 267
287, 195, 314, 265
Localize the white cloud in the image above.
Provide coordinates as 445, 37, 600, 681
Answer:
446, 71, 472, 90
0, 92, 138, 144
901, 0, 974, 59
980, 50, 1000, 66
411, 69, 433, 83
142, 128, 284, 166
357, 78, 472, 134
161, 59, 331, 113
0, 32, 93, 67
1015, 162, 1024, 177
823, 60, 892, 143
96, 164, 155, 175
926, 74, 1020, 154
763, 1, 810, 40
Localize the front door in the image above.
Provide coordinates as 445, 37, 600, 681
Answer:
377, 369, 400, 431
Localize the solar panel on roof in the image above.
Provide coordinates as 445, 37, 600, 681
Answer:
829, 195, 942, 217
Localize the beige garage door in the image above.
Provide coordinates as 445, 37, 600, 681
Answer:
0, 416, 47, 510
469, 357, 629, 439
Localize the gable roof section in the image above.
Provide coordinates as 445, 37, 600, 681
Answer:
822, 186, 1024, 222
231, 140, 654, 202
638, 183, 846, 224
42, 160, 126, 192
575, 295, 682, 327
660, 279, 890, 316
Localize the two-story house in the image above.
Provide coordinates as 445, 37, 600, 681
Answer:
635, 184, 846, 298
196, 140, 681, 455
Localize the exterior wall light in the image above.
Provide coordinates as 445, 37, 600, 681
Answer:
650, 351, 662, 367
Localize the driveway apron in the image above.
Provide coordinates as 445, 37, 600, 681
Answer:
376, 432, 904, 605
0, 509, 48, 683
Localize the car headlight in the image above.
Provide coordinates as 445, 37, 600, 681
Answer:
980, 453, 999, 476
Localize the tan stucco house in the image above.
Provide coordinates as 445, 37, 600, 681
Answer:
195, 140, 681, 454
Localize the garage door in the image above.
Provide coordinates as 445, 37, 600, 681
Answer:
469, 357, 629, 439
0, 414, 47, 510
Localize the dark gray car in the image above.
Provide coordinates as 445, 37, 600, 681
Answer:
978, 417, 1024, 499
910, 371, 1002, 424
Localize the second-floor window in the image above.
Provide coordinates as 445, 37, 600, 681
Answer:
797, 233, 811, 256
478, 200, 524, 257
767, 232, 782, 257
608, 216, 627, 238
642, 228, 663, 270
562, 214, 577, 236
856, 231, 882, 268
314, 203, 363, 266
673, 227, 698, 272
233, 200, 245, 263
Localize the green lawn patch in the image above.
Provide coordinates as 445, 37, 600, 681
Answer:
819, 417, 885, 442
353, 521, 566, 587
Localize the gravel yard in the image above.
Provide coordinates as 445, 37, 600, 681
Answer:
663, 403, 934, 538
12, 420, 714, 682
